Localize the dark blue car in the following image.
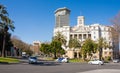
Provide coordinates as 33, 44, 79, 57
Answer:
56, 57, 68, 63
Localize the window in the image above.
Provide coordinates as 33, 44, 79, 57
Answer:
79, 34, 82, 39
88, 34, 91, 38
70, 35, 72, 39
83, 34, 86, 39
109, 52, 112, 55
104, 48, 107, 50
104, 28, 106, 31
79, 20, 82, 24
104, 52, 107, 55
74, 34, 77, 39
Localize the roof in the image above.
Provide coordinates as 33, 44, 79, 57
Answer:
54, 7, 70, 13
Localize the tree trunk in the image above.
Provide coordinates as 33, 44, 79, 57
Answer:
99, 48, 102, 61
2, 33, 6, 57
54, 51, 57, 59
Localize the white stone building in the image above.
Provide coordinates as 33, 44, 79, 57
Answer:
53, 7, 119, 59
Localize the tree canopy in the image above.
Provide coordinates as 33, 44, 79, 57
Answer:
81, 38, 98, 60
68, 38, 81, 49
97, 37, 109, 60
53, 32, 66, 45
51, 40, 65, 58
0, 4, 15, 57
40, 43, 52, 55
0, 4, 15, 31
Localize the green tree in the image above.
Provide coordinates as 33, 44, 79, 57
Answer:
0, 4, 15, 57
52, 32, 66, 58
68, 38, 81, 49
81, 38, 97, 60
51, 40, 65, 59
40, 43, 52, 55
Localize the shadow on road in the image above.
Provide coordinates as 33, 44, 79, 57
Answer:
19, 58, 62, 66
29, 61, 61, 66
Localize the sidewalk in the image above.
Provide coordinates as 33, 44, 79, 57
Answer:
77, 69, 120, 73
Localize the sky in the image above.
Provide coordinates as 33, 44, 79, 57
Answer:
0, 0, 120, 44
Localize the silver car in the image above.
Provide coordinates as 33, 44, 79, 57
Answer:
28, 56, 37, 64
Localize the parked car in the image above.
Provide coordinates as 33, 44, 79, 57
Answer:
56, 57, 69, 63
88, 59, 104, 65
28, 56, 37, 64
113, 59, 119, 63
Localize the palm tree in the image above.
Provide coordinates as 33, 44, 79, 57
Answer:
52, 32, 66, 58
98, 37, 109, 61
53, 32, 66, 46
0, 4, 15, 57
68, 38, 81, 49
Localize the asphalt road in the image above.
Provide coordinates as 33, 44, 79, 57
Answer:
0, 61, 120, 73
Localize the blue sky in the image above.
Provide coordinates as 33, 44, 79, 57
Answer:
0, 0, 120, 44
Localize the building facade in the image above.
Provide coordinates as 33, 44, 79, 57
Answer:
53, 7, 119, 59
30, 41, 41, 55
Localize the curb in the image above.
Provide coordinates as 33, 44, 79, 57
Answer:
0, 62, 20, 65
0, 62, 9, 64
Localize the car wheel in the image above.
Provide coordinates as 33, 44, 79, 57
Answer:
29, 61, 31, 64
98, 63, 102, 65
89, 62, 92, 64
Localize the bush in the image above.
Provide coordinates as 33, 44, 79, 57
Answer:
103, 56, 111, 63
69, 58, 86, 63
0, 57, 19, 63
107, 56, 111, 61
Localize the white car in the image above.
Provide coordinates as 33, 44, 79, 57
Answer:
113, 59, 119, 63
88, 59, 104, 65
56, 57, 69, 63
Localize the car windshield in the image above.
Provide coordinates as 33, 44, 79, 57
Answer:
91, 59, 99, 61
30, 57, 37, 59
58, 58, 63, 60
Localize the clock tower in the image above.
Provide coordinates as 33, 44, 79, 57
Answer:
54, 7, 70, 28
77, 16, 84, 27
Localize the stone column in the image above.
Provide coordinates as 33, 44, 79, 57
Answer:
73, 34, 74, 38
77, 34, 79, 39
82, 34, 83, 41
87, 34, 88, 38
77, 51, 79, 58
